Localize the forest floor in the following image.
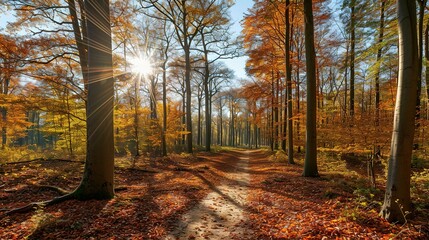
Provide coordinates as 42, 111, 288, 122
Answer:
0, 148, 428, 239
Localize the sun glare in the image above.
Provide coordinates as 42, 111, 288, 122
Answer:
130, 56, 153, 76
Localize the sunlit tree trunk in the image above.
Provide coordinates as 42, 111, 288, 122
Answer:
303, 0, 318, 177
380, 0, 418, 223
73, 0, 114, 200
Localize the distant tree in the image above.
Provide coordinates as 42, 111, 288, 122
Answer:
374, 0, 386, 126
140, 0, 224, 153
380, 0, 418, 223
0, 35, 27, 149
160, 20, 174, 157
303, 0, 318, 177
415, 0, 427, 132
193, 0, 237, 152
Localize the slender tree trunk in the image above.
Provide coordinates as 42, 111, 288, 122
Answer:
161, 62, 167, 156
1, 76, 9, 149
303, 0, 318, 177
182, 93, 186, 145
380, 0, 418, 223
202, 39, 212, 151
350, 0, 356, 118
67, 0, 88, 88
1, 107, 7, 149
416, 0, 427, 131
275, 72, 279, 150
184, 45, 193, 153
375, 0, 386, 126
73, 0, 114, 200
197, 96, 202, 146
219, 97, 223, 146
285, 0, 294, 163
65, 87, 74, 157
134, 79, 140, 156
425, 17, 429, 101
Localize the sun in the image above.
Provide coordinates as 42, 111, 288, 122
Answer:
130, 55, 153, 76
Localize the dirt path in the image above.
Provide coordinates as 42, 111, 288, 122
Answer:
165, 150, 252, 239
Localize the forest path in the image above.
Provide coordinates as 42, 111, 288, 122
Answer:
165, 149, 254, 239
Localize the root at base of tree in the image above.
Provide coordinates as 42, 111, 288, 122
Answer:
0, 186, 128, 216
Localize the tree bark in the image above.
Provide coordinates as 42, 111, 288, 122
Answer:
285, 0, 294, 163
349, 0, 356, 118
375, 0, 386, 126
380, 0, 418, 223
303, 0, 318, 177
73, 0, 114, 200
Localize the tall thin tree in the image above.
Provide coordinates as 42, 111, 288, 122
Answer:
303, 0, 318, 177
380, 0, 418, 223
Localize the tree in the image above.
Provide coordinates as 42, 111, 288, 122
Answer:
73, 0, 114, 199
302, 0, 318, 177
284, 0, 294, 164
193, 0, 236, 152
380, 0, 418, 223
374, 0, 386, 126
160, 20, 174, 157
140, 0, 221, 153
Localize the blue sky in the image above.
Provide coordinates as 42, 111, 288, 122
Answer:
0, 1, 253, 79
223, 0, 254, 80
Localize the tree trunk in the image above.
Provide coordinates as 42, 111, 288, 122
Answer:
425, 15, 429, 101
67, 0, 88, 88
375, 0, 386, 126
285, 0, 294, 163
197, 96, 202, 146
73, 0, 114, 200
416, 0, 426, 130
380, 0, 418, 223
184, 40, 193, 153
303, 0, 318, 177
134, 79, 140, 156
162, 61, 167, 156
350, 0, 356, 118
1, 76, 9, 149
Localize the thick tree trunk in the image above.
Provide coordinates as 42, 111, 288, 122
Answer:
73, 0, 114, 200
380, 0, 418, 223
303, 0, 318, 177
